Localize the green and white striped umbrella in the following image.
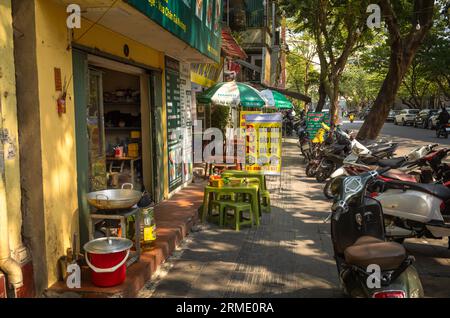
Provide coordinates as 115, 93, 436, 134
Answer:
197, 81, 267, 108
260, 89, 293, 109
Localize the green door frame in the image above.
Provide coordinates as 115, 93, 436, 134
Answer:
72, 49, 90, 247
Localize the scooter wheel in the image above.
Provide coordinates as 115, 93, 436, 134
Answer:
316, 170, 329, 183
305, 164, 316, 177
323, 179, 335, 199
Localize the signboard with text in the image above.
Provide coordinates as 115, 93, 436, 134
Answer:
180, 65, 193, 184
243, 113, 282, 176
165, 57, 183, 191
240, 111, 262, 129
126, 0, 222, 62
306, 112, 330, 140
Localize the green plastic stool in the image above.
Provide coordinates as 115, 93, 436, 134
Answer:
210, 200, 232, 225
261, 190, 271, 213
222, 202, 254, 231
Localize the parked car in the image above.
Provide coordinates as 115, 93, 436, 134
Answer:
428, 108, 450, 130
386, 110, 400, 122
413, 109, 438, 129
394, 109, 420, 126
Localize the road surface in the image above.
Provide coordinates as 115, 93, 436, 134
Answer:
343, 120, 450, 148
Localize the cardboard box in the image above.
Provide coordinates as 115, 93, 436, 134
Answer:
130, 131, 141, 139
128, 143, 139, 158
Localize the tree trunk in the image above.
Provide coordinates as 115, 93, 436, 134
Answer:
329, 77, 341, 128
357, 45, 408, 140
316, 82, 327, 111
357, 0, 435, 140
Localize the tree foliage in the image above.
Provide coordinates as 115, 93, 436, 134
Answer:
357, 0, 438, 140
340, 61, 384, 111
281, 0, 374, 124
357, 2, 449, 110
285, 29, 320, 111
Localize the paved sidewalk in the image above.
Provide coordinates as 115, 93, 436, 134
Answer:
138, 138, 450, 298
138, 139, 340, 298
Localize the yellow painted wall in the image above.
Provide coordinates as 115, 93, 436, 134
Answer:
34, 0, 80, 285
74, 18, 163, 71
33, 0, 169, 285
0, 1, 24, 255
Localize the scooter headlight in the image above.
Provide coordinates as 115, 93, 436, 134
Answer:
330, 176, 345, 195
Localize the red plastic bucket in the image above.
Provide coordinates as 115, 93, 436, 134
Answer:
84, 237, 133, 288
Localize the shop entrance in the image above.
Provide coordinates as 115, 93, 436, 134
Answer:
86, 66, 144, 191
87, 66, 144, 191
73, 50, 165, 246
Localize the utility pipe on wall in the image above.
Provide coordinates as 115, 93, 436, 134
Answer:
0, 99, 23, 293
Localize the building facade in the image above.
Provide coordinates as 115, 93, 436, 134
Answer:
222, 0, 287, 89
3, 0, 222, 297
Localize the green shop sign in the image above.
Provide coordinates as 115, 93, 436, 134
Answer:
306, 112, 331, 140
125, 0, 222, 62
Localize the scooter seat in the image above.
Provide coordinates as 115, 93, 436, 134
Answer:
344, 236, 406, 271
377, 157, 405, 168
387, 180, 450, 201
331, 144, 347, 152
351, 236, 384, 246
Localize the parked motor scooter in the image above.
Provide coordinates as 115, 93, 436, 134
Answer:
324, 144, 438, 199
373, 176, 450, 246
315, 143, 351, 182
297, 121, 311, 162
436, 123, 450, 139
314, 128, 397, 182
305, 123, 332, 177
328, 168, 424, 298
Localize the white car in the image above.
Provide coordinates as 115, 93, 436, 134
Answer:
394, 109, 420, 126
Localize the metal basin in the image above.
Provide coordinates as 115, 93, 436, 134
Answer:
87, 183, 142, 210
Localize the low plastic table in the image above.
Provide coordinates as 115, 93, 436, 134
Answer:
221, 170, 267, 192
202, 184, 261, 226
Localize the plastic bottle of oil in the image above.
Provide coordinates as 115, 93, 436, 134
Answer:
140, 205, 156, 251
